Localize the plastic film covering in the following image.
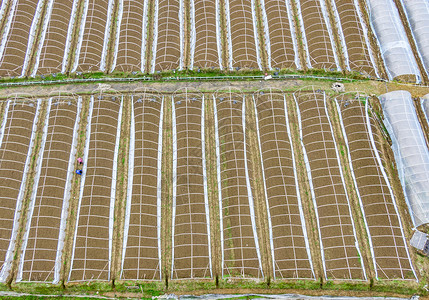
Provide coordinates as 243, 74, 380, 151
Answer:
400, 0, 429, 77
366, 0, 421, 82
380, 90, 429, 227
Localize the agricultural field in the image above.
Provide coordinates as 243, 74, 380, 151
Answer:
0, 0, 428, 83
0, 0, 429, 298
0, 85, 426, 300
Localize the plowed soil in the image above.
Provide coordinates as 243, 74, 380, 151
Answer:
172, 93, 211, 279
153, 0, 181, 72
339, 99, 416, 280
333, 0, 377, 77
193, 0, 220, 69
121, 94, 162, 281
0, 0, 39, 77
0, 101, 38, 273
20, 100, 78, 282
298, 0, 337, 70
69, 97, 121, 281
295, 91, 364, 280
264, 0, 296, 69
115, 0, 146, 72
37, 0, 75, 75
228, 0, 259, 69
76, 0, 110, 72
215, 93, 261, 278
255, 93, 313, 279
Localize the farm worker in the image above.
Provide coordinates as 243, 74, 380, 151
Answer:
77, 157, 83, 165
76, 169, 83, 175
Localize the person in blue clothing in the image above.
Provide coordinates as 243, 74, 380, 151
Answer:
76, 169, 83, 175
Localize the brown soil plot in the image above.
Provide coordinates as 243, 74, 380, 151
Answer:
254, 92, 314, 279
114, 0, 147, 73
68, 96, 121, 282
263, 0, 296, 69
297, 0, 338, 70
227, 0, 260, 70
36, 0, 75, 75
0, 100, 39, 279
294, 90, 364, 280
19, 98, 79, 282
121, 93, 163, 281
171, 92, 211, 279
192, 0, 221, 69
0, 0, 39, 77
214, 92, 262, 278
152, 0, 182, 73
338, 99, 416, 280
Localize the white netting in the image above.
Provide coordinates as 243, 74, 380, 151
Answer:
226, 0, 261, 70
260, 0, 298, 69
72, 0, 111, 72
121, 91, 163, 281
213, 89, 263, 278
0, 0, 39, 77
366, 0, 421, 82
296, 0, 339, 70
151, 0, 184, 73
380, 90, 429, 227
190, 0, 222, 69
400, 0, 429, 77
111, 0, 148, 73
68, 96, 122, 282
171, 89, 212, 280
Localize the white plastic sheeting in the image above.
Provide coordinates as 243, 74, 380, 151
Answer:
400, 0, 429, 78
380, 90, 429, 227
366, 0, 421, 82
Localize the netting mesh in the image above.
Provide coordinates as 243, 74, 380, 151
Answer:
366, 0, 421, 82
380, 90, 429, 227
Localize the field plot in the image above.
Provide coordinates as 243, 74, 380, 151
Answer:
226, 0, 261, 70
121, 92, 163, 281
73, 0, 112, 73
262, 0, 297, 69
214, 91, 262, 278
191, 0, 221, 69
171, 90, 211, 279
0, 99, 40, 282
0, 0, 40, 77
296, 0, 339, 70
253, 91, 313, 279
152, 0, 183, 73
113, 0, 148, 73
294, 90, 364, 280
332, 0, 377, 77
69, 96, 122, 282
336, 97, 416, 280
18, 97, 81, 283
34, 0, 75, 76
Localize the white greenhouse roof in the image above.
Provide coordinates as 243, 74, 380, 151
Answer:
380, 90, 429, 227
